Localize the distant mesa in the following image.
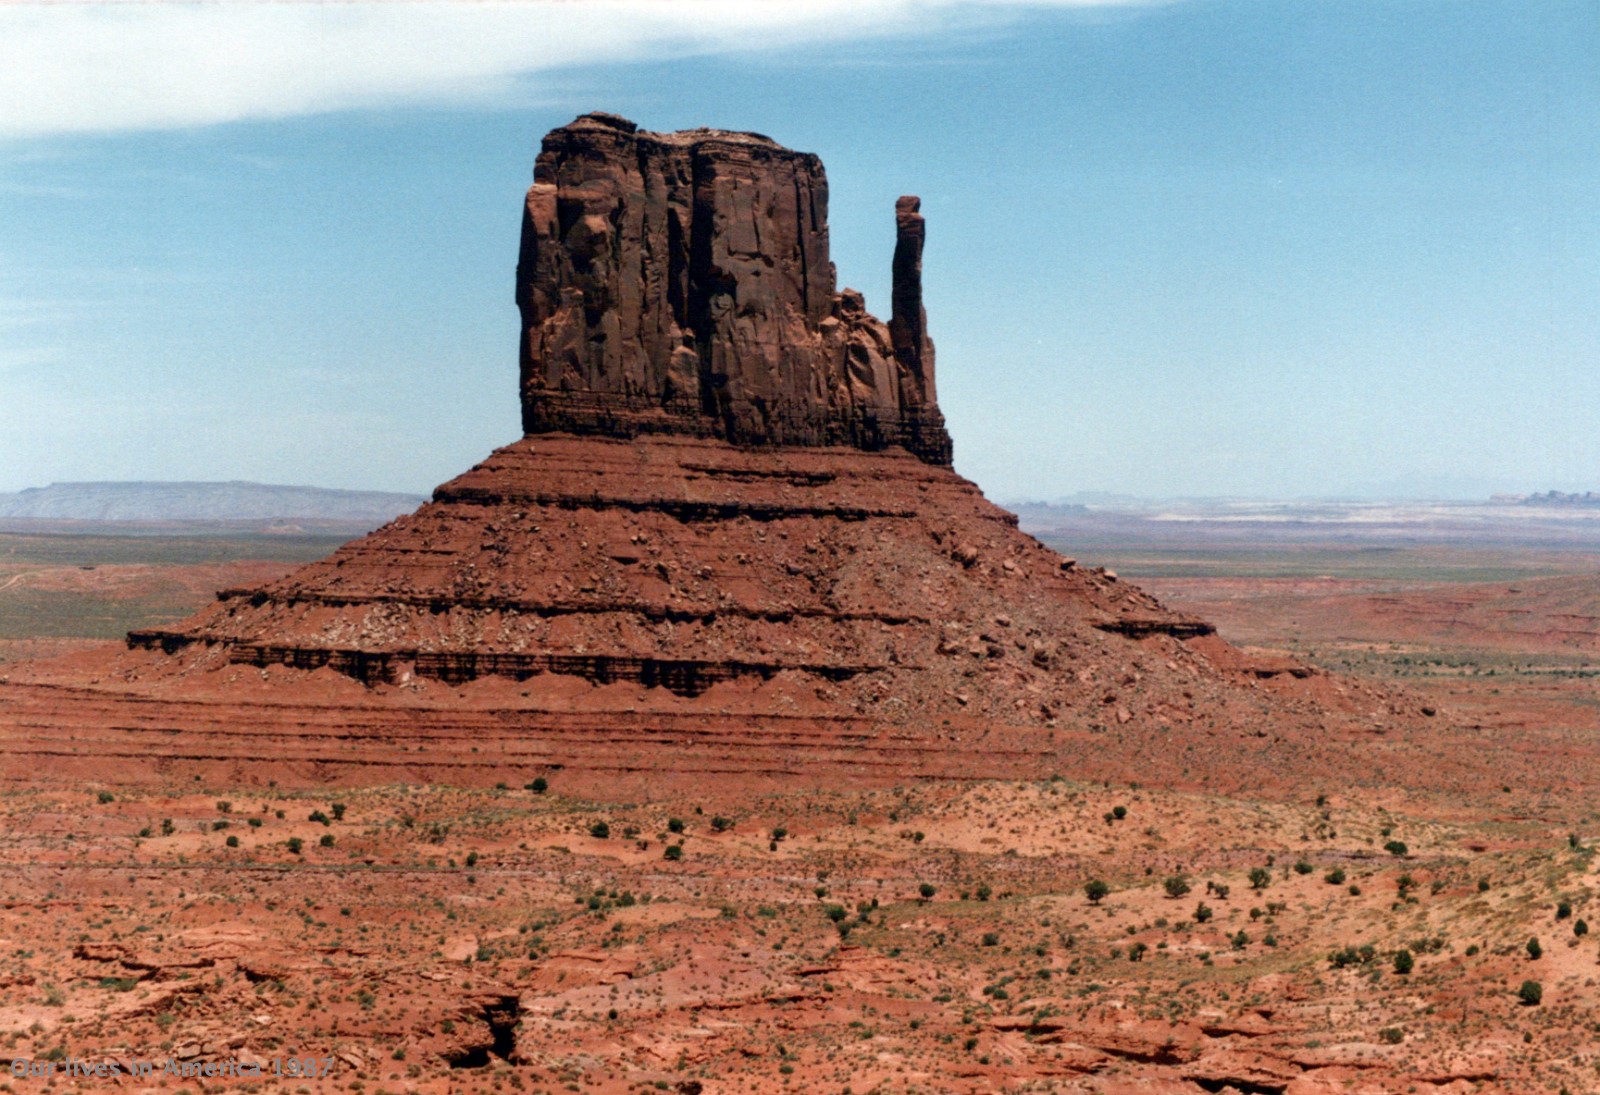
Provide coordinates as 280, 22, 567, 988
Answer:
1506, 491, 1600, 507
0, 481, 425, 524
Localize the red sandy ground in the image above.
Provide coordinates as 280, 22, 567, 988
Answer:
2, 505, 1600, 1091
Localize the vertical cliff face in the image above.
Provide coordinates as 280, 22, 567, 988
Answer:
517, 112, 952, 465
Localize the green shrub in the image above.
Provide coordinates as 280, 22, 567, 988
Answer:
1084, 880, 1109, 904
1384, 840, 1409, 857
1393, 949, 1414, 975
1324, 868, 1346, 885
1163, 876, 1191, 898
589, 821, 611, 839
1518, 979, 1543, 1006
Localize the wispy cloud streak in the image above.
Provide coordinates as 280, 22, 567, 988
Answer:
0, 0, 1169, 139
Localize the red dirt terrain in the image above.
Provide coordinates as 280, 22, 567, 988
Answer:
0, 115, 1595, 1093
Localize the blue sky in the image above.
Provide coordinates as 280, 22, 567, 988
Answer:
1, 0, 1595, 501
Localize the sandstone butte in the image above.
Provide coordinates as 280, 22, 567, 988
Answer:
0, 113, 1424, 796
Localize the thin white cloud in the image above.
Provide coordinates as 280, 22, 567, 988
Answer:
0, 0, 1166, 139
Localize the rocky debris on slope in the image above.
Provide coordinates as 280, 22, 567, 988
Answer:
518, 112, 951, 464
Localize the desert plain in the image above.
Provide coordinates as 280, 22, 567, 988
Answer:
2, 500, 1599, 1095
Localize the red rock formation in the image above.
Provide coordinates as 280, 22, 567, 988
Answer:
517, 113, 951, 465
0, 112, 1420, 793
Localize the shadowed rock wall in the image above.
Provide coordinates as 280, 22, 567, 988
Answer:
517, 113, 952, 465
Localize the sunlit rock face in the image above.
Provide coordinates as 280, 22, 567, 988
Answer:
516, 112, 951, 466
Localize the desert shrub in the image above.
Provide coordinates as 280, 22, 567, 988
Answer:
1329, 944, 1377, 969
1084, 880, 1109, 904
1248, 867, 1271, 891
589, 821, 611, 839
1324, 868, 1346, 885
287, 837, 303, 854
526, 777, 548, 794
309, 810, 330, 826
919, 883, 937, 900
663, 843, 683, 861
710, 816, 734, 833
1575, 918, 1589, 937
97, 791, 114, 804
1556, 900, 1572, 920
319, 834, 334, 848
1384, 840, 1409, 857
225, 835, 239, 848
1477, 877, 1490, 892
1393, 949, 1414, 975
1111, 805, 1127, 820
1378, 1026, 1403, 1044
981, 932, 1000, 947
975, 883, 993, 902
331, 803, 346, 821
667, 817, 685, 834
1519, 979, 1543, 1006
1194, 902, 1213, 923
1163, 876, 1191, 898
1293, 860, 1313, 875
824, 904, 848, 923
1526, 937, 1542, 960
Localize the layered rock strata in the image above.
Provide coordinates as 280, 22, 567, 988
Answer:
126, 433, 1213, 703
517, 113, 951, 464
